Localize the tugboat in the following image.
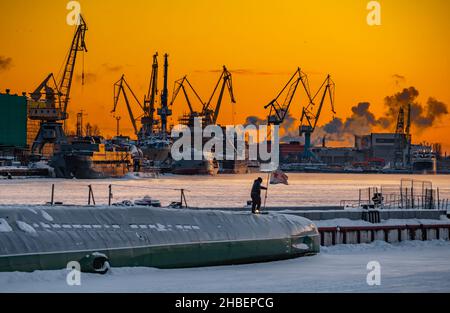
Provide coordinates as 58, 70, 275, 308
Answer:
50, 136, 132, 179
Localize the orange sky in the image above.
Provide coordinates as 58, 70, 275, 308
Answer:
1, 0, 449, 151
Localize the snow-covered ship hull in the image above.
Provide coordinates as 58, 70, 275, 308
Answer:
0, 206, 319, 273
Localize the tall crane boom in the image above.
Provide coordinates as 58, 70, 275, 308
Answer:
112, 75, 143, 136
171, 76, 205, 115
202, 66, 236, 125
300, 75, 336, 133
265, 68, 312, 126
61, 14, 88, 115
28, 14, 88, 155
299, 75, 336, 162
29, 15, 88, 121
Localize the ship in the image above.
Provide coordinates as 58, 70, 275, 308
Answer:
50, 137, 132, 179
412, 148, 437, 173
139, 135, 172, 164
171, 149, 219, 175
219, 160, 249, 174
0, 205, 320, 273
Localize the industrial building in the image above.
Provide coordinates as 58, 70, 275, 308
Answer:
355, 133, 409, 167
0, 89, 42, 161
0, 90, 28, 148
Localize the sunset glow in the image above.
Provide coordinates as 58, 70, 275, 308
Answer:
1, 0, 449, 150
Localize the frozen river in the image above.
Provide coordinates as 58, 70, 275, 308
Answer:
1, 173, 450, 208
1, 240, 449, 293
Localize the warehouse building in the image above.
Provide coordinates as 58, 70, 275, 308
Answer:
0, 89, 42, 160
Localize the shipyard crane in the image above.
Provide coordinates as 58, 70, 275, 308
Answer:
29, 14, 88, 155
394, 102, 412, 168
142, 53, 159, 136
202, 66, 236, 126
158, 54, 172, 138
264, 68, 313, 126
299, 75, 336, 161
170, 76, 206, 127
112, 75, 144, 137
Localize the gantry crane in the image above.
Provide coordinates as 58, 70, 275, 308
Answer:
29, 14, 88, 155
299, 75, 336, 161
202, 66, 236, 126
112, 75, 144, 137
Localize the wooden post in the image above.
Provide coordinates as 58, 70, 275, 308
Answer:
263, 172, 271, 211
50, 184, 55, 206
437, 188, 440, 211
181, 189, 184, 207
88, 185, 96, 206
108, 185, 112, 206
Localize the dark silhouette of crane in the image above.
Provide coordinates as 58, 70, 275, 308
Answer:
158, 54, 172, 138
264, 69, 335, 162
170, 76, 205, 127
112, 75, 144, 137
29, 14, 88, 155
202, 66, 236, 126
299, 75, 336, 161
394, 102, 412, 168
142, 53, 159, 137
265, 68, 312, 126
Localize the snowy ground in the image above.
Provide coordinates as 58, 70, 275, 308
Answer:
1, 173, 450, 208
1, 240, 450, 293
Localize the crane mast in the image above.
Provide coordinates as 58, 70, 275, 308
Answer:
112, 75, 143, 137
299, 75, 336, 162
28, 14, 88, 155
265, 68, 312, 126
158, 54, 172, 138
172, 77, 205, 114
143, 53, 159, 136
202, 66, 236, 125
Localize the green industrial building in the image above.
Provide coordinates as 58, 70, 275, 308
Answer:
0, 91, 28, 148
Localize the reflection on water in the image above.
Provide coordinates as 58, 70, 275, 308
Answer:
0, 174, 449, 208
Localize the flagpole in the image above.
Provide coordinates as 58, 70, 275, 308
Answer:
263, 172, 271, 210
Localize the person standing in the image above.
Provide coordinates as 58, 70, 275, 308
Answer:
251, 177, 267, 214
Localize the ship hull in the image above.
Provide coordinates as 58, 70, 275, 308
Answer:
0, 206, 320, 272
140, 146, 171, 163
51, 154, 130, 179
172, 159, 219, 175
219, 160, 249, 174
412, 160, 436, 173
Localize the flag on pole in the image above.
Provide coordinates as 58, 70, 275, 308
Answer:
270, 169, 289, 185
